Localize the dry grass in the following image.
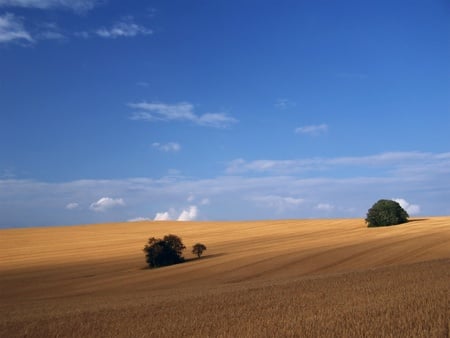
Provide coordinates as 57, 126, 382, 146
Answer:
1, 217, 449, 337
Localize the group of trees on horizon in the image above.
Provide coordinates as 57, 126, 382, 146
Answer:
143, 199, 409, 269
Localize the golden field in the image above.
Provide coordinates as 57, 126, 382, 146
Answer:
0, 217, 449, 337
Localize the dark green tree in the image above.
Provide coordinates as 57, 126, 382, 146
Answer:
163, 234, 186, 257
365, 199, 409, 227
192, 243, 207, 258
143, 234, 185, 268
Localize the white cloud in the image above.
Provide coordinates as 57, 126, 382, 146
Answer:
2, 151, 450, 227
65, 202, 79, 210
128, 217, 151, 222
177, 205, 198, 221
153, 206, 199, 221
196, 113, 238, 128
154, 211, 171, 221
295, 124, 328, 136
152, 142, 181, 152
0, 0, 100, 11
250, 195, 304, 212
0, 13, 33, 44
393, 198, 421, 216
89, 197, 125, 212
226, 151, 450, 175
96, 20, 152, 39
315, 203, 334, 211
129, 101, 237, 128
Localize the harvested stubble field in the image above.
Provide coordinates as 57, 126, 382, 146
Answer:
0, 217, 449, 337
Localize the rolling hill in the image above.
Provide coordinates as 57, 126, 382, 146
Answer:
1, 217, 449, 337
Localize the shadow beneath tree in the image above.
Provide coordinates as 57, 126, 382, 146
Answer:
141, 253, 226, 270
184, 253, 227, 263
407, 218, 429, 223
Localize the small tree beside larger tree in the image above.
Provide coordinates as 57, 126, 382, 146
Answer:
366, 199, 409, 227
192, 243, 207, 258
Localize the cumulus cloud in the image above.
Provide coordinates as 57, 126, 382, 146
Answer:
65, 202, 79, 210
0, 0, 100, 11
393, 198, 420, 215
96, 19, 152, 39
152, 142, 180, 152
153, 206, 198, 221
154, 211, 171, 221
177, 206, 198, 221
0, 13, 33, 44
295, 124, 328, 136
89, 197, 125, 212
129, 101, 237, 128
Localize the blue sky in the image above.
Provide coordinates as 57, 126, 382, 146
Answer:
1, 0, 449, 228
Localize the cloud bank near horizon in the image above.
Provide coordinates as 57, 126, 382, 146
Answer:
0, 151, 448, 228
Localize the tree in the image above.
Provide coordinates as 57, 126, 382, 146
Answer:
163, 234, 186, 257
143, 234, 185, 268
192, 243, 207, 258
366, 199, 409, 227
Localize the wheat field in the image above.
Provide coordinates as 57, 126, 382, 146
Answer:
1, 217, 449, 337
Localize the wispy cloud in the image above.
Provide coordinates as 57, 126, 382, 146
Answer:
227, 151, 450, 175
315, 203, 334, 211
2, 151, 450, 227
295, 124, 328, 136
35, 22, 65, 40
89, 197, 125, 212
249, 195, 304, 212
96, 19, 152, 39
0, 13, 33, 44
152, 142, 181, 152
129, 101, 238, 128
65, 202, 79, 210
0, 0, 100, 12
274, 98, 296, 110
0, 168, 16, 179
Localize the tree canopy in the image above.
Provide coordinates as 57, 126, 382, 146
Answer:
366, 199, 409, 227
192, 243, 207, 258
143, 234, 186, 268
